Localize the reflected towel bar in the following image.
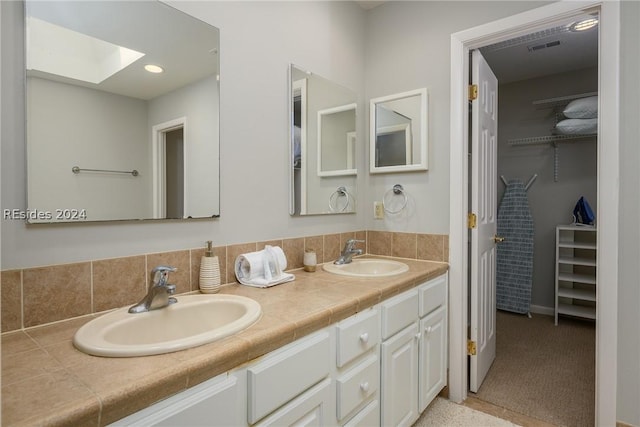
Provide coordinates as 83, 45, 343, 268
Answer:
72, 166, 139, 177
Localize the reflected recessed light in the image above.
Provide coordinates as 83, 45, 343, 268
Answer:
569, 18, 598, 32
144, 64, 164, 73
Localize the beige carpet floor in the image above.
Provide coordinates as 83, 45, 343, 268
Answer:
472, 311, 595, 427
414, 397, 519, 427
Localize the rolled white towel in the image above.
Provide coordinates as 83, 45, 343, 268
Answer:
234, 246, 294, 288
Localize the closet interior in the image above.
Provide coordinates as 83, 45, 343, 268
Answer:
471, 13, 599, 427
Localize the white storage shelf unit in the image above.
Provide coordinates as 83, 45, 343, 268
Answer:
555, 225, 597, 325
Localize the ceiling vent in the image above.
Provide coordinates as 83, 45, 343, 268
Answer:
527, 40, 561, 53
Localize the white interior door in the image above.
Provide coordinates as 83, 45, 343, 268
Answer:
469, 49, 498, 393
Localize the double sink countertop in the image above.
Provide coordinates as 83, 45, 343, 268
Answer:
2, 256, 448, 426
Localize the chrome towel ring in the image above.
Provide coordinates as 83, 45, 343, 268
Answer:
329, 186, 352, 213
383, 184, 408, 214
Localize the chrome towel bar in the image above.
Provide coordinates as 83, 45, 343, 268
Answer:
72, 166, 139, 177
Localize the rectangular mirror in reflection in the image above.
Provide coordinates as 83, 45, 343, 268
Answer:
289, 64, 357, 216
318, 104, 357, 177
370, 88, 428, 173
25, 1, 220, 223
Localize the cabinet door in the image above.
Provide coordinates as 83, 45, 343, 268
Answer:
111, 373, 241, 427
419, 305, 447, 412
381, 322, 419, 427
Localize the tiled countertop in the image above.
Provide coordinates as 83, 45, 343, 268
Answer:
1, 256, 448, 426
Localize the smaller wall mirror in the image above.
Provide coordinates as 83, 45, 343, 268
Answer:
370, 88, 428, 173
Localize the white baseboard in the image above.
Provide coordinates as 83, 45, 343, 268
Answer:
530, 305, 554, 316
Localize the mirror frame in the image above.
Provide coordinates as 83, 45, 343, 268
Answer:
369, 88, 428, 174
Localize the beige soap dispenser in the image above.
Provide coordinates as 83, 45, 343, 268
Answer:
199, 240, 221, 293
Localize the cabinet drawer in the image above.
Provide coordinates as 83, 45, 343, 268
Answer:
336, 354, 379, 421
343, 399, 380, 427
336, 308, 379, 367
255, 378, 332, 427
419, 273, 448, 318
247, 330, 331, 424
111, 373, 239, 427
381, 289, 418, 340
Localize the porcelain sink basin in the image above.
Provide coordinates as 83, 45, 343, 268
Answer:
73, 294, 261, 357
323, 258, 409, 278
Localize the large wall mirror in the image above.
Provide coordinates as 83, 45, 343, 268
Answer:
25, 1, 220, 223
289, 64, 357, 215
370, 88, 428, 173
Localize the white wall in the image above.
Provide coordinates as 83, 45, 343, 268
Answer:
497, 68, 598, 310
364, 1, 552, 233
27, 77, 151, 221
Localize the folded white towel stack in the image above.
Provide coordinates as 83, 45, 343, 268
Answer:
235, 245, 295, 288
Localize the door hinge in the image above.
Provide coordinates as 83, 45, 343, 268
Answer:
467, 212, 477, 229
467, 340, 477, 356
468, 84, 478, 101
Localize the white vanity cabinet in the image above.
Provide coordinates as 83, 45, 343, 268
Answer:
380, 273, 449, 426
111, 372, 245, 426
112, 272, 448, 427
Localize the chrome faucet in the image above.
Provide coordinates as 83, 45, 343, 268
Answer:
334, 239, 364, 265
128, 266, 178, 314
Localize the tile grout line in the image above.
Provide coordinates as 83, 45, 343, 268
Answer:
20, 269, 25, 330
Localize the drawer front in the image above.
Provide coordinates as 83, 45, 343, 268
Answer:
247, 330, 331, 424
112, 373, 239, 427
336, 354, 379, 421
419, 273, 448, 318
381, 289, 419, 340
343, 399, 380, 427
255, 378, 332, 427
336, 308, 380, 368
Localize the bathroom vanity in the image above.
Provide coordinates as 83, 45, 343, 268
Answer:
1, 257, 448, 426
115, 271, 447, 426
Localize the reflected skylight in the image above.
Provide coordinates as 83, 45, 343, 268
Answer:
26, 16, 145, 84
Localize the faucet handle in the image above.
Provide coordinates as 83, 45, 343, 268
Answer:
346, 239, 365, 248
151, 266, 177, 287
151, 266, 177, 274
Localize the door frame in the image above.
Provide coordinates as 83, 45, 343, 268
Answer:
448, 2, 619, 426
152, 117, 187, 218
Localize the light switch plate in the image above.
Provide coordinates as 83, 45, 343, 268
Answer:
374, 201, 384, 219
